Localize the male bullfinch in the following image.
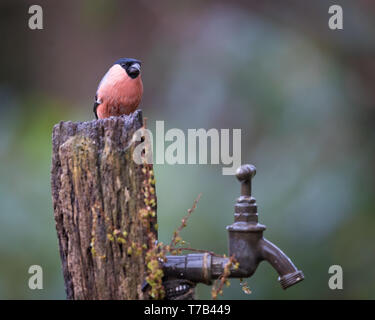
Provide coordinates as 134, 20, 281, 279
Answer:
93, 58, 143, 119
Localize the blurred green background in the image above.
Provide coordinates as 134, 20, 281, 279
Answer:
0, 0, 374, 299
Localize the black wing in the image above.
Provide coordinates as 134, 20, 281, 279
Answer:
93, 95, 99, 119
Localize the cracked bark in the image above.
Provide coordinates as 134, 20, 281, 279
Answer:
51, 110, 156, 300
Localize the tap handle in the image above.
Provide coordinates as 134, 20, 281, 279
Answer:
236, 164, 256, 198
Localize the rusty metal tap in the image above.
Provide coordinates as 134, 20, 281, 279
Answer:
162, 164, 304, 296
226, 164, 304, 289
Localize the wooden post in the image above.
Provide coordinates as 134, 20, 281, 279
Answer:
51, 110, 157, 300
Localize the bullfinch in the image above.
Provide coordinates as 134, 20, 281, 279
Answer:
93, 58, 143, 119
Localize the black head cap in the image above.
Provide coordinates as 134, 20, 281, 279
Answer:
114, 58, 141, 79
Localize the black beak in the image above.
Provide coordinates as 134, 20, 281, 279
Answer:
127, 63, 141, 79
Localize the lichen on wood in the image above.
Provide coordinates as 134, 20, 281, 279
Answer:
51, 110, 157, 299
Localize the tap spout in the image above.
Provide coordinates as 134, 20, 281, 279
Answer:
259, 238, 304, 289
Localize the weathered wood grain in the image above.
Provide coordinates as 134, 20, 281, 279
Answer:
51, 110, 156, 299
